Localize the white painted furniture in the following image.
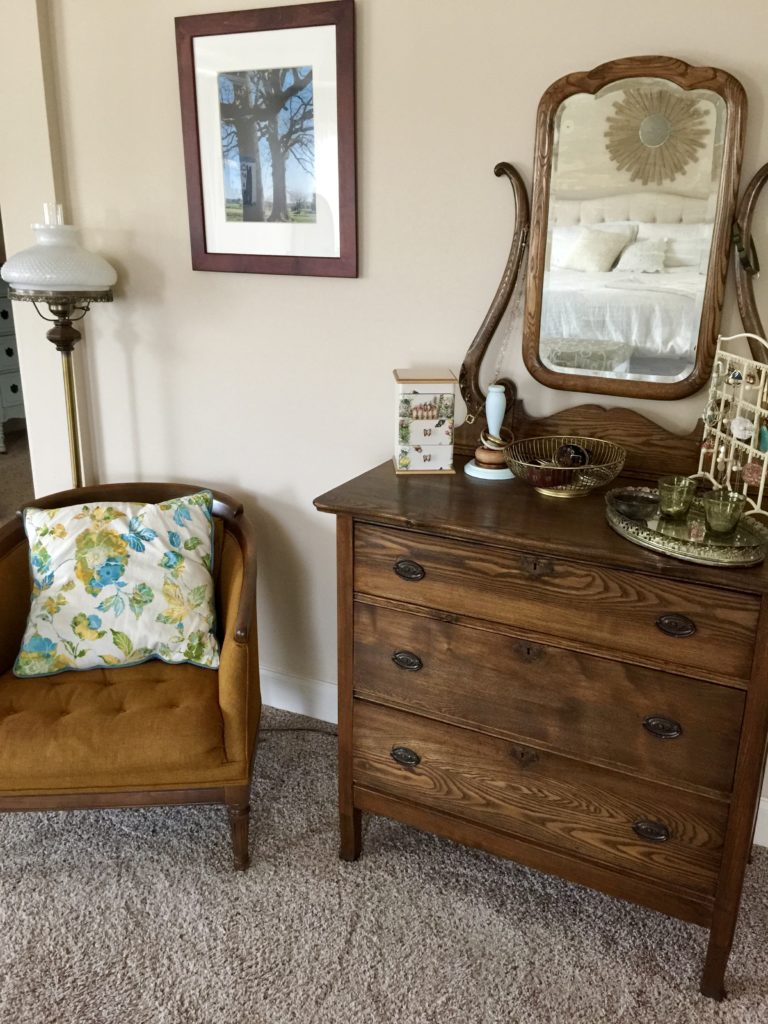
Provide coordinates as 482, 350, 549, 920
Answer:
0, 280, 24, 453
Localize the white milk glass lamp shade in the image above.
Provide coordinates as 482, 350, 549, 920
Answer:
1, 216, 117, 294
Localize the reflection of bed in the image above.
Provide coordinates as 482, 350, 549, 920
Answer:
541, 192, 714, 375
541, 266, 706, 358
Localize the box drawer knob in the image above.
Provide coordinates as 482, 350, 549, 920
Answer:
392, 650, 423, 672
391, 746, 421, 767
10, 383, 19, 395
643, 715, 683, 739
655, 613, 696, 638
632, 819, 670, 843
393, 559, 426, 581
4, 347, 13, 357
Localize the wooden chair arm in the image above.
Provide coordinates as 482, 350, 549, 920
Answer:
0, 515, 30, 675
227, 513, 258, 645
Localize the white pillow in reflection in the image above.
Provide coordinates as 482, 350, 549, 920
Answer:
557, 225, 637, 273
550, 222, 637, 270
615, 237, 668, 273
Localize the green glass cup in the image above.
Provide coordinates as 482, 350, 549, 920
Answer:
658, 475, 697, 519
702, 490, 747, 535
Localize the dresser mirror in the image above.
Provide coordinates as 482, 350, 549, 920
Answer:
522, 57, 746, 400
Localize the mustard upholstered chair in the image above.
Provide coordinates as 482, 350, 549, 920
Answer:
0, 483, 260, 869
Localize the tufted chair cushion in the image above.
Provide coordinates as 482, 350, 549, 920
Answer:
0, 662, 244, 792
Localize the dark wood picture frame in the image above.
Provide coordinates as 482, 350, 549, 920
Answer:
175, 0, 357, 277
523, 56, 746, 400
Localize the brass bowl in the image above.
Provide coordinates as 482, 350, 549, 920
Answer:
504, 435, 626, 498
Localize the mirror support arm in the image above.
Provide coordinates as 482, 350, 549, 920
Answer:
459, 162, 530, 421
734, 161, 768, 358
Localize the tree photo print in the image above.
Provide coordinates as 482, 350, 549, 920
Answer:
219, 66, 316, 224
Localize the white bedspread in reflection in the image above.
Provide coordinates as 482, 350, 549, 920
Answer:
541, 268, 706, 358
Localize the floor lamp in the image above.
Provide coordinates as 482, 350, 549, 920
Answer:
0, 204, 116, 488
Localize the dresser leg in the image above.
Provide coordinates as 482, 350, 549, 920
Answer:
340, 807, 362, 861
700, 923, 733, 1000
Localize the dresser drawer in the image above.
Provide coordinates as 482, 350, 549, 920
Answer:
0, 294, 13, 335
0, 374, 23, 410
0, 341, 18, 371
354, 603, 745, 794
354, 525, 760, 684
353, 701, 727, 896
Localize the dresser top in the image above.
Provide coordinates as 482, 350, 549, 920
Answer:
314, 459, 768, 595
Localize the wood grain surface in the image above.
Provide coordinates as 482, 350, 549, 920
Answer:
353, 701, 727, 896
354, 601, 744, 795
354, 524, 760, 684
314, 461, 768, 596
354, 784, 714, 927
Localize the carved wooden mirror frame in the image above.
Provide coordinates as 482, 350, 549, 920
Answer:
523, 56, 746, 400
734, 162, 768, 350
457, 56, 756, 477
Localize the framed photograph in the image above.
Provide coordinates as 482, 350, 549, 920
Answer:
175, 0, 357, 277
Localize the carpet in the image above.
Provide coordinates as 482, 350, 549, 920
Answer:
0, 420, 34, 525
0, 707, 765, 1024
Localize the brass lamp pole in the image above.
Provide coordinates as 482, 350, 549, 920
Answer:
6, 288, 113, 488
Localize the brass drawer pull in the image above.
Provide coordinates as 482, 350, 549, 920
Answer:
392, 650, 423, 672
655, 613, 697, 638
643, 715, 683, 740
632, 819, 670, 843
393, 559, 426, 581
518, 554, 554, 579
391, 746, 421, 767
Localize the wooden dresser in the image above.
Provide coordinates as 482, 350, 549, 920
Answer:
315, 459, 768, 998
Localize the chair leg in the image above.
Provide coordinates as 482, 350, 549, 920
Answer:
226, 789, 251, 871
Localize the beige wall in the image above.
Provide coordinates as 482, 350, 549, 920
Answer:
2, 1, 767, 706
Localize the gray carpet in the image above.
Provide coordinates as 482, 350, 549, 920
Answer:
0, 707, 765, 1024
0, 420, 34, 524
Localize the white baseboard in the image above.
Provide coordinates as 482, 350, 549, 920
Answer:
754, 797, 768, 848
258, 667, 768, 849
260, 667, 338, 724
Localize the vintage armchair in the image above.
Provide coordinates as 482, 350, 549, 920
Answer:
0, 482, 260, 869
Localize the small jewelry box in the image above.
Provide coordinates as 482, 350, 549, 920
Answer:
394, 368, 456, 474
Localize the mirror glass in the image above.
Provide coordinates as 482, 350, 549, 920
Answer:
539, 77, 726, 384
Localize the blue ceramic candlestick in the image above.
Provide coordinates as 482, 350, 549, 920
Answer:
464, 384, 514, 480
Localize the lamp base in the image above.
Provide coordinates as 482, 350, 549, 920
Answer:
464, 460, 514, 480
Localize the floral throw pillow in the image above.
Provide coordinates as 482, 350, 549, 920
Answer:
14, 491, 220, 678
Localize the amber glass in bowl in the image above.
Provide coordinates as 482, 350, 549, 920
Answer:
504, 435, 627, 497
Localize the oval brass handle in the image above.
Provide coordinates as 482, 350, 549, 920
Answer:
392, 650, 423, 672
656, 613, 696, 638
518, 554, 554, 579
643, 715, 683, 740
10, 384, 19, 394
391, 746, 421, 767
4, 347, 13, 357
393, 559, 426, 582
632, 819, 670, 843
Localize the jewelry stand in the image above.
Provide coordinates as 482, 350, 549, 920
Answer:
695, 332, 768, 518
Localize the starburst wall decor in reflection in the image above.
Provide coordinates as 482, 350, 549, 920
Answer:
604, 88, 710, 186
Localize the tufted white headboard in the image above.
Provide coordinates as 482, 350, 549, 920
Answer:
551, 191, 716, 226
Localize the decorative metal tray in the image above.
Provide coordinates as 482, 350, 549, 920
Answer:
605, 487, 768, 567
